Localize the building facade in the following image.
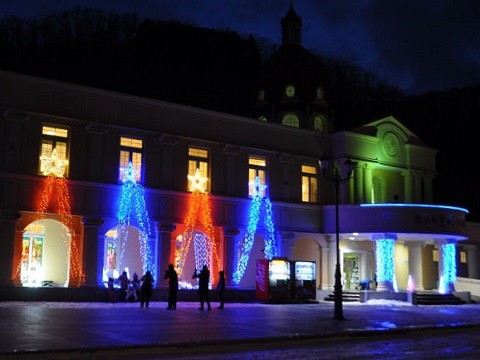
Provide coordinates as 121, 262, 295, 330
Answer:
0, 5, 474, 297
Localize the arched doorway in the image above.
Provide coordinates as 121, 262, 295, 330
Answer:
103, 226, 146, 282
21, 219, 70, 287
292, 237, 321, 287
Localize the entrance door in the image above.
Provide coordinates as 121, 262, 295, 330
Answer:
21, 234, 45, 286
343, 253, 360, 290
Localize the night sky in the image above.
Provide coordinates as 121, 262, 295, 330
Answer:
1, 0, 479, 94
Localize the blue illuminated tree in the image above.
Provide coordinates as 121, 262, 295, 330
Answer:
233, 176, 277, 284
117, 162, 154, 276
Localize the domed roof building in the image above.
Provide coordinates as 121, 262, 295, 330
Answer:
254, 3, 332, 134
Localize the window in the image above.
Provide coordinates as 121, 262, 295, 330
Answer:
39, 125, 69, 176
316, 87, 324, 99
258, 116, 268, 122
188, 147, 209, 192
249, 156, 267, 197
460, 251, 467, 263
314, 115, 325, 132
282, 113, 299, 128
258, 88, 265, 101
119, 136, 143, 182
285, 85, 295, 97
433, 249, 439, 262
302, 165, 318, 203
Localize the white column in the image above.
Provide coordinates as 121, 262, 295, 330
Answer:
321, 244, 330, 289
465, 245, 480, 279
405, 241, 424, 291
326, 235, 336, 290
364, 165, 373, 204
373, 234, 397, 292
402, 170, 413, 203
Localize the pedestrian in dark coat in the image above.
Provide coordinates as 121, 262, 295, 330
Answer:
192, 264, 211, 310
164, 264, 178, 310
140, 270, 155, 308
216, 270, 226, 309
118, 271, 130, 301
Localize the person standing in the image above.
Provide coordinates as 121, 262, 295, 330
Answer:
192, 264, 211, 310
140, 270, 155, 308
118, 271, 130, 301
164, 264, 178, 310
216, 270, 225, 309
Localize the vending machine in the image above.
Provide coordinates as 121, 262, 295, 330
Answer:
291, 261, 316, 301
255, 258, 291, 303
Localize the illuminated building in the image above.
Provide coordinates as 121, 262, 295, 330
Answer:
0, 4, 476, 301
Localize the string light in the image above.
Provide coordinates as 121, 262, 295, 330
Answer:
439, 242, 456, 294
176, 168, 220, 284
233, 176, 278, 284
375, 236, 395, 286
28, 149, 83, 284
117, 162, 154, 278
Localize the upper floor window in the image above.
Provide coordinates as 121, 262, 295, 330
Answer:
302, 165, 318, 203
285, 85, 295, 97
314, 115, 325, 132
249, 156, 267, 197
316, 86, 324, 99
39, 125, 69, 176
258, 116, 268, 122
188, 147, 209, 192
119, 136, 143, 182
460, 251, 467, 263
258, 88, 265, 101
282, 113, 299, 128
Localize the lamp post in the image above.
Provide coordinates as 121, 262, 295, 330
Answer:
320, 158, 354, 320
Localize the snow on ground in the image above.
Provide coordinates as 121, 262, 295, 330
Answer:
0, 299, 414, 308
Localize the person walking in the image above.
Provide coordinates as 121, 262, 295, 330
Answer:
192, 264, 211, 310
216, 270, 225, 309
164, 264, 178, 310
140, 270, 155, 308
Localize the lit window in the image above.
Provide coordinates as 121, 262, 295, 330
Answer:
188, 146, 209, 192
285, 85, 295, 97
258, 116, 268, 122
433, 249, 438, 262
119, 136, 143, 182
39, 125, 69, 176
316, 87, 324, 99
302, 165, 318, 203
314, 115, 325, 132
249, 156, 267, 197
461, 251, 467, 263
282, 114, 299, 127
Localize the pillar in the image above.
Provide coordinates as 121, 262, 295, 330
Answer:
156, 222, 176, 287
354, 162, 364, 203
405, 241, 424, 291
437, 239, 456, 294
322, 236, 333, 290
223, 227, 240, 287
280, 232, 295, 260
373, 234, 397, 292
82, 216, 104, 286
0, 211, 21, 286
465, 245, 480, 279
402, 170, 413, 203
326, 235, 336, 290
364, 164, 373, 204
414, 173, 422, 203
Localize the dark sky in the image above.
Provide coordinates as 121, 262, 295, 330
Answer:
1, 0, 479, 94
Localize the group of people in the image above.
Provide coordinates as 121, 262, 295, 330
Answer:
109, 264, 226, 310
164, 264, 225, 311
108, 270, 155, 308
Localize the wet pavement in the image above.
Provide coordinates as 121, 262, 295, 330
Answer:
0, 300, 480, 358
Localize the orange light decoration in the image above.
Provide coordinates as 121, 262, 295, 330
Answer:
176, 168, 220, 284
35, 149, 82, 283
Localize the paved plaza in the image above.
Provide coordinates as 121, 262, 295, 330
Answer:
1, 300, 480, 358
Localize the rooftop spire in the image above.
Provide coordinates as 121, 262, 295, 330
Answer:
281, 2, 302, 46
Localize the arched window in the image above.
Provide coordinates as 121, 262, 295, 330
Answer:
282, 113, 299, 127
258, 116, 268, 122
372, 176, 385, 203
285, 85, 295, 97
314, 115, 325, 132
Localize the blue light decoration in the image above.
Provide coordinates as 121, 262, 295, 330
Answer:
360, 203, 469, 214
233, 176, 277, 284
375, 236, 395, 290
439, 242, 456, 294
117, 162, 154, 277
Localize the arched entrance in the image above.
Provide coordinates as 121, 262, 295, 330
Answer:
292, 237, 321, 287
21, 219, 70, 287
103, 226, 146, 282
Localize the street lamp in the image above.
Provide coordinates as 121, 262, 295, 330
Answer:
320, 158, 354, 320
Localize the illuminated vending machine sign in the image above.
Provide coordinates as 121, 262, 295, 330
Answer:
269, 258, 291, 302
293, 261, 317, 301
255, 259, 269, 301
